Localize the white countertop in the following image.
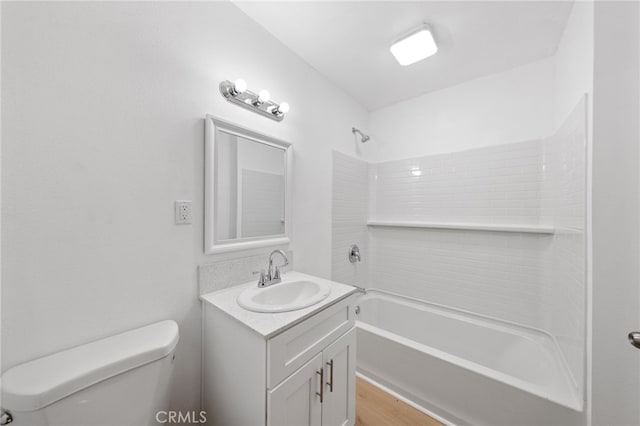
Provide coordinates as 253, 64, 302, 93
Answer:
200, 271, 357, 338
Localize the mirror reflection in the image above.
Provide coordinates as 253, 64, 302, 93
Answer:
215, 131, 286, 242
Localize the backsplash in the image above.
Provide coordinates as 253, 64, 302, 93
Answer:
199, 250, 294, 295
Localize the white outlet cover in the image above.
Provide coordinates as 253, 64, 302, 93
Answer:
175, 200, 192, 225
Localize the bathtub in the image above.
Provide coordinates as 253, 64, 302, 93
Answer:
355, 290, 584, 426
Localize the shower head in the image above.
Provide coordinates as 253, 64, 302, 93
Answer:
352, 127, 370, 143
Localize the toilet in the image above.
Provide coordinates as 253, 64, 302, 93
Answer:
1, 320, 179, 426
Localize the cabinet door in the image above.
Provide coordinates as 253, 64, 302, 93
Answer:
268, 353, 323, 426
321, 328, 356, 426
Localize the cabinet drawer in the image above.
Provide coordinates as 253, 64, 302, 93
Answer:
267, 295, 355, 388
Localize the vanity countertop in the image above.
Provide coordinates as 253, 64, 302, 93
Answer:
200, 271, 357, 338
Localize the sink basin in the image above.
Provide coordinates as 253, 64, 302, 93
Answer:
237, 280, 331, 313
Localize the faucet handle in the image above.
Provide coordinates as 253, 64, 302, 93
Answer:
257, 269, 268, 287
349, 244, 361, 263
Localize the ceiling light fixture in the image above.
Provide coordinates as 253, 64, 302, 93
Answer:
390, 24, 438, 66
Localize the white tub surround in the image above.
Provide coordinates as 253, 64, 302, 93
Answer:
201, 272, 358, 426
540, 97, 588, 393
331, 99, 587, 405
331, 151, 369, 288
356, 291, 583, 426
370, 139, 546, 226
367, 220, 555, 234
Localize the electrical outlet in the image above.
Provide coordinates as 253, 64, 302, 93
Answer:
175, 200, 192, 225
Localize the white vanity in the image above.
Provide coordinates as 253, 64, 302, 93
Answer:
201, 271, 357, 426
201, 118, 356, 425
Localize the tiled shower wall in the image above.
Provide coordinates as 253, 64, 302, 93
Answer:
369, 141, 550, 328
541, 97, 587, 392
331, 100, 586, 394
371, 140, 545, 225
369, 227, 548, 325
331, 151, 369, 288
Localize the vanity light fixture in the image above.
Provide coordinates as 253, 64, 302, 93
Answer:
219, 79, 289, 122
254, 90, 271, 106
230, 78, 247, 95
274, 102, 290, 115
390, 24, 438, 66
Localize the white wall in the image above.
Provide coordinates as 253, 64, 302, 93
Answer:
1, 1, 372, 414
553, 2, 594, 130
370, 57, 554, 161
591, 2, 640, 425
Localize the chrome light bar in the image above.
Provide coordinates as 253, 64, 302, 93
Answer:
219, 79, 289, 122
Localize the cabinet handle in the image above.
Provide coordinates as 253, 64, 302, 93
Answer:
326, 359, 334, 392
316, 368, 324, 403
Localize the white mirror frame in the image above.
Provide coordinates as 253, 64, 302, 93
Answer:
204, 115, 292, 255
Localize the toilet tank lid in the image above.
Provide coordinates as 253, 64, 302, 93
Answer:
1, 320, 179, 412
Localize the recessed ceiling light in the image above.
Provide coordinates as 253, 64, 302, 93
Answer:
390, 24, 438, 66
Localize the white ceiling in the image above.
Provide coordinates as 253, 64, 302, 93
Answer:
234, 1, 574, 111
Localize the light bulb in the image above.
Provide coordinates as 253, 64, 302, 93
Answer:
258, 90, 271, 103
233, 79, 247, 94
277, 102, 290, 114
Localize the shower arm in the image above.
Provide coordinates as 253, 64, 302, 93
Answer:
352, 127, 370, 143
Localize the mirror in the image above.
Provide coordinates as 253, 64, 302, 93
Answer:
205, 115, 291, 254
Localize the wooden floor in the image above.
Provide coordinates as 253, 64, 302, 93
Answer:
355, 378, 444, 426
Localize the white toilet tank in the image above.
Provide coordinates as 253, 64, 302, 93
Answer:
1, 320, 179, 426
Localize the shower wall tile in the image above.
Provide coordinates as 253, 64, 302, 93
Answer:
367, 140, 550, 328
369, 226, 549, 327
370, 139, 546, 225
540, 97, 587, 393
330, 112, 586, 395
331, 151, 369, 287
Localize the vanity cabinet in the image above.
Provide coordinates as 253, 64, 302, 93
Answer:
320, 329, 356, 426
202, 292, 356, 426
268, 328, 356, 426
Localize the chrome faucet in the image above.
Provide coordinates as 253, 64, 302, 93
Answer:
257, 249, 289, 287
